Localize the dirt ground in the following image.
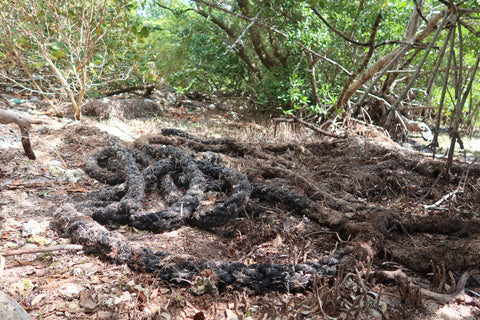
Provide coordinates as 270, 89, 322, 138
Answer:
1, 91, 480, 320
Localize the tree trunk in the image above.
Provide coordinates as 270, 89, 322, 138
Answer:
195, 8, 263, 81
236, 0, 278, 69
341, 8, 448, 108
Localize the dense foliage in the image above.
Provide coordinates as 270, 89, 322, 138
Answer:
0, 0, 479, 134
0, 0, 160, 117
152, 0, 480, 131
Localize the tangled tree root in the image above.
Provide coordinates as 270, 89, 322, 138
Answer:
55, 130, 343, 293
55, 204, 341, 292
55, 128, 480, 296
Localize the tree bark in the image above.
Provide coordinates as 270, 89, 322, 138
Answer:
337, 12, 382, 110
381, 0, 425, 93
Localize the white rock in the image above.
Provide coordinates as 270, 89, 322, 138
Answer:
113, 291, 132, 305
159, 312, 171, 320
59, 283, 84, 299
49, 160, 65, 176
22, 220, 49, 237
0, 290, 32, 320
225, 309, 238, 320
64, 168, 84, 183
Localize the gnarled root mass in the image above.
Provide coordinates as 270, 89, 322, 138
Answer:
55, 204, 340, 293
55, 131, 342, 293
54, 128, 480, 298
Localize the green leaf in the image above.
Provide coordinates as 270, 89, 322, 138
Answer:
138, 26, 150, 38
145, 73, 156, 81
53, 50, 65, 59
51, 43, 60, 51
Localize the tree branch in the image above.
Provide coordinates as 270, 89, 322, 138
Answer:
273, 116, 344, 139
0, 244, 84, 256
388, 11, 451, 113
337, 12, 382, 109
193, 0, 351, 75
310, 7, 370, 47
194, 7, 263, 80
341, 8, 448, 108
0, 109, 43, 160
458, 19, 480, 37
154, 1, 195, 15
236, 0, 278, 69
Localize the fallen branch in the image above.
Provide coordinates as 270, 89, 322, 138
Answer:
272, 116, 344, 139
424, 159, 475, 214
376, 268, 480, 306
0, 109, 43, 159
103, 84, 156, 97
0, 244, 84, 256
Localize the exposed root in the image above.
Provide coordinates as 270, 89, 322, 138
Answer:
0, 109, 42, 160
53, 127, 480, 297
375, 268, 480, 306
54, 204, 341, 293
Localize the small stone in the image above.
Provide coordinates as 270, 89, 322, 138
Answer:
379, 301, 388, 314
4, 242, 20, 249
159, 312, 171, 320
30, 294, 46, 307
225, 309, 238, 320
96, 310, 113, 319
113, 291, 132, 305
26, 235, 51, 245
79, 290, 97, 311
59, 283, 83, 299
64, 168, 84, 183
22, 220, 49, 237
7, 279, 34, 297
49, 160, 65, 176
368, 308, 383, 320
